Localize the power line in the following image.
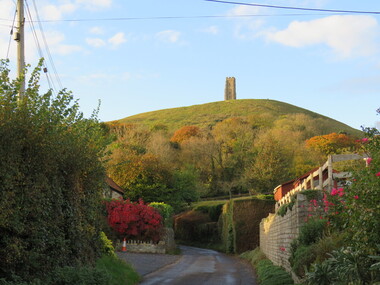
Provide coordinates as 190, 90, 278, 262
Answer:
204, 0, 380, 15
31, 0, 63, 91
0, 13, 349, 24
24, 0, 59, 93
6, 7, 17, 59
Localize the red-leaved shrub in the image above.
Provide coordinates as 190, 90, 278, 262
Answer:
105, 198, 162, 241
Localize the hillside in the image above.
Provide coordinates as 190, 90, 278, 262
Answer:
112, 99, 361, 135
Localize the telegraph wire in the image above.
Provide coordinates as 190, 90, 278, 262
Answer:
31, 0, 63, 91
24, 0, 56, 92
204, 0, 380, 15
6, 7, 17, 59
0, 13, 350, 24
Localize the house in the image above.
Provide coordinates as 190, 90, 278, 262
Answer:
104, 176, 124, 199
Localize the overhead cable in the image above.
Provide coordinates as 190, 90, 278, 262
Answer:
204, 0, 380, 15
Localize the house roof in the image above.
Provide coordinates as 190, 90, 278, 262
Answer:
105, 176, 124, 195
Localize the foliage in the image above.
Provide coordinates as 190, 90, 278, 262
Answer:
193, 201, 225, 222
289, 218, 327, 277
277, 197, 296, 217
105, 198, 162, 241
45, 266, 110, 285
306, 132, 359, 155
170, 125, 201, 144
0, 60, 109, 282
96, 255, 140, 285
149, 202, 174, 227
306, 247, 380, 284
100, 232, 116, 258
241, 248, 294, 285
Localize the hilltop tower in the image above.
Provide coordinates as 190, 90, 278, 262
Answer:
224, 77, 236, 101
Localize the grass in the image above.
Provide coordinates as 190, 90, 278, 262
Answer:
241, 248, 295, 285
111, 99, 361, 135
96, 255, 141, 285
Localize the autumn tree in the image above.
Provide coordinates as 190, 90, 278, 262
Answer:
306, 132, 359, 155
170, 125, 202, 144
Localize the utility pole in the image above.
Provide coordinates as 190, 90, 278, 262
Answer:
15, 0, 25, 99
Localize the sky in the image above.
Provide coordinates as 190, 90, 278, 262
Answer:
0, 0, 380, 130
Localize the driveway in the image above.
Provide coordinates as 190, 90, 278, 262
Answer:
119, 245, 257, 285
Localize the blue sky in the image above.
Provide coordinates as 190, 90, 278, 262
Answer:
1, 0, 379, 130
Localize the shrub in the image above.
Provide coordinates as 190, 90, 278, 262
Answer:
306, 247, 380, 284
256, 259, 294, 285
46, 266, 110, 285
290, 244, 317, 277
149, 202, 174, 227
0, 60, 109, 281
100, 232, 116, 258
241, 248, 294, 285
105, 199, 162, 241
297, 218, 326, 246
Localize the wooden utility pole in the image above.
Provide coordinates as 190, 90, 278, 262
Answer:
15, 0, 25, 99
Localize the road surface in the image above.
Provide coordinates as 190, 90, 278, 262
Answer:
139, 246, 257, 285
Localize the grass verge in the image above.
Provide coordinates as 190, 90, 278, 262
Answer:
240, 248, 294, 285
96, 255, 141, 285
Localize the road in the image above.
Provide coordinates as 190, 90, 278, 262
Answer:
139, 246, 257, 285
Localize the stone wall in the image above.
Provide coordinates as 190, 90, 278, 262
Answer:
260, 194, 310, 273
122, 228, 176, 254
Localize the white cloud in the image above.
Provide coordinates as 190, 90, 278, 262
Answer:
201, 26, 219, 35
76, 0, 112, 10
227, 5, 261, 17
265, 15, 380, 58
86, 38, 106, 48
44, 30, 83, 55
108, 32, 127, 48
41, 3, 77, 21
90, 26, 105, 35
226, 4, 266, 40
155, 30, 181, 43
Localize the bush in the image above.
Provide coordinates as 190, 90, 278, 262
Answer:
46, 266, 110, 285
0, 60, 109, 281
149, 202, 174, 227
105, 199, 162, 242
100, 232, 116, 258
297, 218, 326, 246
306, 247, 380, 284
290, 244, 317, 277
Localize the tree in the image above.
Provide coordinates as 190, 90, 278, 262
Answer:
306, 132, 358, 155
170, 125, 202, 144
244, 132, 292, 194
0, 60, 109, 281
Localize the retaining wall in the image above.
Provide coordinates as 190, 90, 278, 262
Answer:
260, 193, 311, 272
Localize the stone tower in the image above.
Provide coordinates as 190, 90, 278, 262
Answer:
224, 77, 236, 101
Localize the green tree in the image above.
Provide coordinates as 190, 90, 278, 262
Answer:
0, 60, 109, 281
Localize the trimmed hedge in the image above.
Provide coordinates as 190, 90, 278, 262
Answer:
0, 61, 109, 282
220, 196, 275, 253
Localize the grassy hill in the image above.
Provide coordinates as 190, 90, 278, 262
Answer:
112, 99, 361, 135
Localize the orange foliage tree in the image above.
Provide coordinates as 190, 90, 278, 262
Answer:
170, 126, 201, 144
305, 132, 358, 155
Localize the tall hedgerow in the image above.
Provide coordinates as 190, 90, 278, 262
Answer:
0, 60, 109, 282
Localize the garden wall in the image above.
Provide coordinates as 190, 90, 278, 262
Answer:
259, 193, 312, 273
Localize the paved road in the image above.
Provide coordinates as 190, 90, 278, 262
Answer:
139, 246, 257, 285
